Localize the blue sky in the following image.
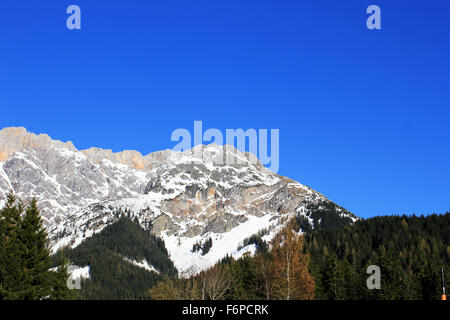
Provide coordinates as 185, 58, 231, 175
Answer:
0, 1, 449, 218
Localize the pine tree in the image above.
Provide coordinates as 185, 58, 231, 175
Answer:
231, 255, 257, 299
17, 198, 52, 299
418, 259, 441, 300
0, 192, 25, 299
1, 195, 71, 300
319, 255, 338, 300
50, 251, 75, 300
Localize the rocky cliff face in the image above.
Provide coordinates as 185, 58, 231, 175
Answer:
0, 127, 357, 276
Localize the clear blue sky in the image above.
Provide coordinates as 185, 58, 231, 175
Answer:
1, 1, 449, 218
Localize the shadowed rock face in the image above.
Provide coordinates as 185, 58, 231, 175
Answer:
0, 127, 357, 275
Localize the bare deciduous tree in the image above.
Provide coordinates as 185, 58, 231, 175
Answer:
200, 264, 233, 300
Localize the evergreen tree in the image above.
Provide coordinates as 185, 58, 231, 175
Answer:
317, 255, 339, 300
17, 199, 53, 299
1, 194, 71, 300
0, 193, 25, 299
418, 259, 441, 300
50, 252, 75, 300
231, 255, 257, 299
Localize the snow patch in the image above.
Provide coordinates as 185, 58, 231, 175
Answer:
232, 244, 257, 260
123, 257, 160, 274
70, 265, 90, 280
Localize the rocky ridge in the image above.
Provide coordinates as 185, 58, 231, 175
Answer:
0, 127, 357, 275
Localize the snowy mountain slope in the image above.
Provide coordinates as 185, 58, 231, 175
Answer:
0, 127, 357, 276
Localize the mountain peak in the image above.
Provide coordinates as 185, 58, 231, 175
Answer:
0, 126, 356, 275
0, 127, 264, 172
0, 127, 76, 161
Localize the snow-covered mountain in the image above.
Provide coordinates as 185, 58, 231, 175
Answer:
0, 127, 357, 276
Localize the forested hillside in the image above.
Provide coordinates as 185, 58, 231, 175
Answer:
304, 212, 450, 299
3, 191, 448, 300
52, 216, 177, 299
147, 212, 450, 300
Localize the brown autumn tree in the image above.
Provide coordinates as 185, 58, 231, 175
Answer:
271, 223, 315, 300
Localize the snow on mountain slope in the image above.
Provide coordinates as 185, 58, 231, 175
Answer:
123, 257, 160, 274
70, 266, 91, 280
0, 127, 357, 276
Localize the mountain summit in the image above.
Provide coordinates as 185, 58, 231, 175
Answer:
0, 127, 357, 275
